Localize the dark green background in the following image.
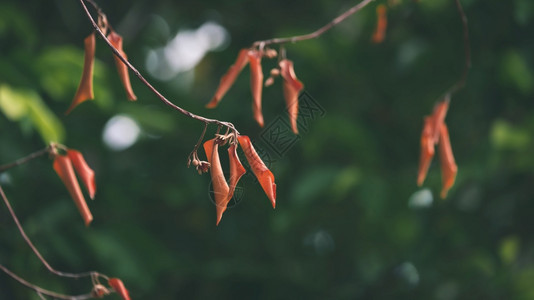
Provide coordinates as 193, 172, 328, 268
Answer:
1, 0, 534, 299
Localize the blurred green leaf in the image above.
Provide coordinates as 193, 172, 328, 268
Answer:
0, 84, 29, 120
499, 50, 534, 95
490, 119, 530, 150
499, 235, 519, 265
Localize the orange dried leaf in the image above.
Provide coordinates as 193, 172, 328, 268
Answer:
248, 50, 264, 127
67, 150, 96, 200
279, 59, 304, 134
238, 135, 276, 208
203, 139, 230, 225
438, 124, 457, 199
108, 278, 130, 300
371, 5, 388, 44
226, 144, 246, 207
206, 48, 250, 108
66, 33, 96, 114
108, 30, 137, 101
53, 155, 93, 226
417, 116, 435, 186
431, 96, 450, 144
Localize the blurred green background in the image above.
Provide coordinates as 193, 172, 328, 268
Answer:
1, 0, 534, 299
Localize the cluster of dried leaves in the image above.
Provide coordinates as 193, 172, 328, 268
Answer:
206, 48, 304, 134
417, 96, 458, 199
190, 133, 276, 225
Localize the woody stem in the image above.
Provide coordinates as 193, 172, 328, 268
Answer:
0, 146, 52, 173
448, 0, 471, 94
252, 0, 375, 47
0, 184, 101, 279
0, 264, 94, 300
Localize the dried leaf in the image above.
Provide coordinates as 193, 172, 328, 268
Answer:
438, 123, 457, 198
417, 116, 435, 186
66, 33, 96, 114
238, 135, 276, 208
226, 144, 246, 208
67, 150, 96, 200
53, 155, 93, 226
206, 48, 250, 108
371, 5, 388, 44
203, 139, 230, 225
248, 50, 264, 127
108, 278, 130, 300
107, 30, 137, 101
279, 59, 304, 134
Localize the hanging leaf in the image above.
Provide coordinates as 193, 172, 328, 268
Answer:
226, 144, 246, 207
371, 4, 388, 44
248, 50, 264, 127
238, 135, 276, 208
203, 139, 230, 225
53, 155, 93, 226
279, 59, 304, 134
108, 278, 131, 300
66, 33, 95, 114
417, 116, 435, 186
107, 30, 137, 101
206, 48, 250, 108
438, 123, 457, 198
67, 149, 96, 200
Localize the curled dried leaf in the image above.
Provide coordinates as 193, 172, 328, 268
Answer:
248, 50, 264, 127
108, 30, 137, 101
53, 155, 93, 226
108, 278, 131, 300
203, 139, 230, 225
67, 150, 96, 200
206, 48, 250, 108
226, 144, 246, 209
438, 123, 457, 199
66, 33, 96, 114
238, 135, 276, 208
279, 59, 304, 134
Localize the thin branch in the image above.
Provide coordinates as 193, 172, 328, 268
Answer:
0, 264, 94, 300
0, 184, 101, 280
0, 146, 52, 173
449, 0, 471, 94
252, 0, 375, 47
78, 0, 238, 135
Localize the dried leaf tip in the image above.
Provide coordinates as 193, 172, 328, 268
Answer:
66, 33, 96, 115
107, 30, 137, 101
